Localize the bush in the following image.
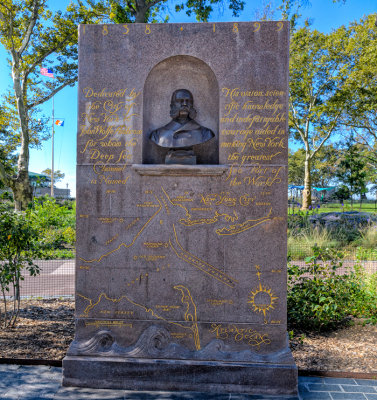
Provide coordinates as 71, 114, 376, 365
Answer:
288, 246, 359, 331
348, 263, 377, 324
0, 206, 40, 328
25, 197, 76, 257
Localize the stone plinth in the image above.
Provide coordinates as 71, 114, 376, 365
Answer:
63, 21, 297, 397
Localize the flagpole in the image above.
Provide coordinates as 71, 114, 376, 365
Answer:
51, 90, 54, 197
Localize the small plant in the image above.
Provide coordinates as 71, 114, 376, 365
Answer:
0, 206, 40, 328
25, 198, 76, 258
288, 246, 358, 331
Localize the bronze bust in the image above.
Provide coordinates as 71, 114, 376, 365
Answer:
149, 89, 215, 164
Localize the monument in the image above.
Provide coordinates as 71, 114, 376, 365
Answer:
63, 21, 298, 397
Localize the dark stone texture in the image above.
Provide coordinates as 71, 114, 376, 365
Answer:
63, 356, 298, 395
66, 21, 295, 396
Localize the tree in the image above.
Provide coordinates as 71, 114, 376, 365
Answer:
336, 136, 368, 208
339, 15, 377, 171
288, 145, 338, 187
289, 24, 356, 209
0, 106, 18, 188
0, 204, 40, 328
41, 168, 65, 185
0, 0, 103, 210
105, 0, 245, 23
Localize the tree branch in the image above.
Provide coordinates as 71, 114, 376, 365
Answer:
311, 111, 342, 159
18, 0, 40, 56
126, 1, 137, 13
289, 99, 306, 142
145, 0, 162, 9
28, 77, 77, 109
23, 33, 75, 97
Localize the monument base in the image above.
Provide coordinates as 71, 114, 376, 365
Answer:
62, 356, 298, 397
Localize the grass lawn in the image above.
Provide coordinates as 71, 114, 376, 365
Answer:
288, 201, 377, 214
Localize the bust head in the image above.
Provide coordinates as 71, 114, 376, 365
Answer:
170, 89, 197, 120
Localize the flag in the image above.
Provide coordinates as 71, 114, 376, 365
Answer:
40, 67, 54, 78
55, 120, 64, 126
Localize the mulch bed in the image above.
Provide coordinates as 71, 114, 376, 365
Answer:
0, 299, 376, 374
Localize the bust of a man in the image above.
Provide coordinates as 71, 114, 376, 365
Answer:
149, 89, 215, 164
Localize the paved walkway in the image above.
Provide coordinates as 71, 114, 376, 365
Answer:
0, 365, 376, 400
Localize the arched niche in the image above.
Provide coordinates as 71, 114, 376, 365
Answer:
143, 55, 219, 164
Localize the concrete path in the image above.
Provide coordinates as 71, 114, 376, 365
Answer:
1, 365, 377, 400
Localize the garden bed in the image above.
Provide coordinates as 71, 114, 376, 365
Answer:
0, 299, 376, 374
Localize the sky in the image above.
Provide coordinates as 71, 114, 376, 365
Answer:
0, 0, 376, 197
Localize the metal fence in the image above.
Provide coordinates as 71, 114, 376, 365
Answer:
8, 259, 75, 299
6, 252, 376, 299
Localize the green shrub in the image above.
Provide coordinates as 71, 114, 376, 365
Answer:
288, 247, 359, 331
0, 206, 40, 328
25, 197, 75, 254
348, 264, 377, 324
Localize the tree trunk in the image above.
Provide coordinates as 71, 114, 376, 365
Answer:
135, 8, 147, 22
10, 173, 33, 211
135, 0, 148, 22
302, 156, 312, 210
10, 43, 32, 211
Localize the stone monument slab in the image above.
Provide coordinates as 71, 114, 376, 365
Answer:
63, 21, 297, 397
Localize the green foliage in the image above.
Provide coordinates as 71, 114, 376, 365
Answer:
334, 185, 350, 201
288, 246, 377, 330
336, 138, 368, 204
288, 17, 375, 208
347, 264, 377, 325
340, 15, 377, 171
0, 0, 105, 209
106, 0, 245, 23
0, 205, 40, 328
25, 197, 76, 256
40, 168, 65, 184
288, 247, 359, 330
288, 146, 339, 187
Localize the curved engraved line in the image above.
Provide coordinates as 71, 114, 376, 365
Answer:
215, 208, 272, 236
170, 224, 238, 288
79, 195, 163, 263
179, 211, 239, 227
78, 291, 198, 333
248, 282, 279, 319
161, 186, 190, 217
173, 285, 201, 350
161, 186, 239, 227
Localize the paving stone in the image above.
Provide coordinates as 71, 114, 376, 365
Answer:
323, 378, 357, 385
298, 384, 310, 393
2, 384, 59, 399
299, 392, 332, 399
0, 364, 20, 372
330, 393, 367, 399
307, 383, 342, 392
53, 387, 126, 400
365, 394, 377, 400
355, 380, 377, 387
341, 385, 377, 393
299, 377, 324, 384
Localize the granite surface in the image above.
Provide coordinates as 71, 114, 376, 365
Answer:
64, 21, 295, 396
